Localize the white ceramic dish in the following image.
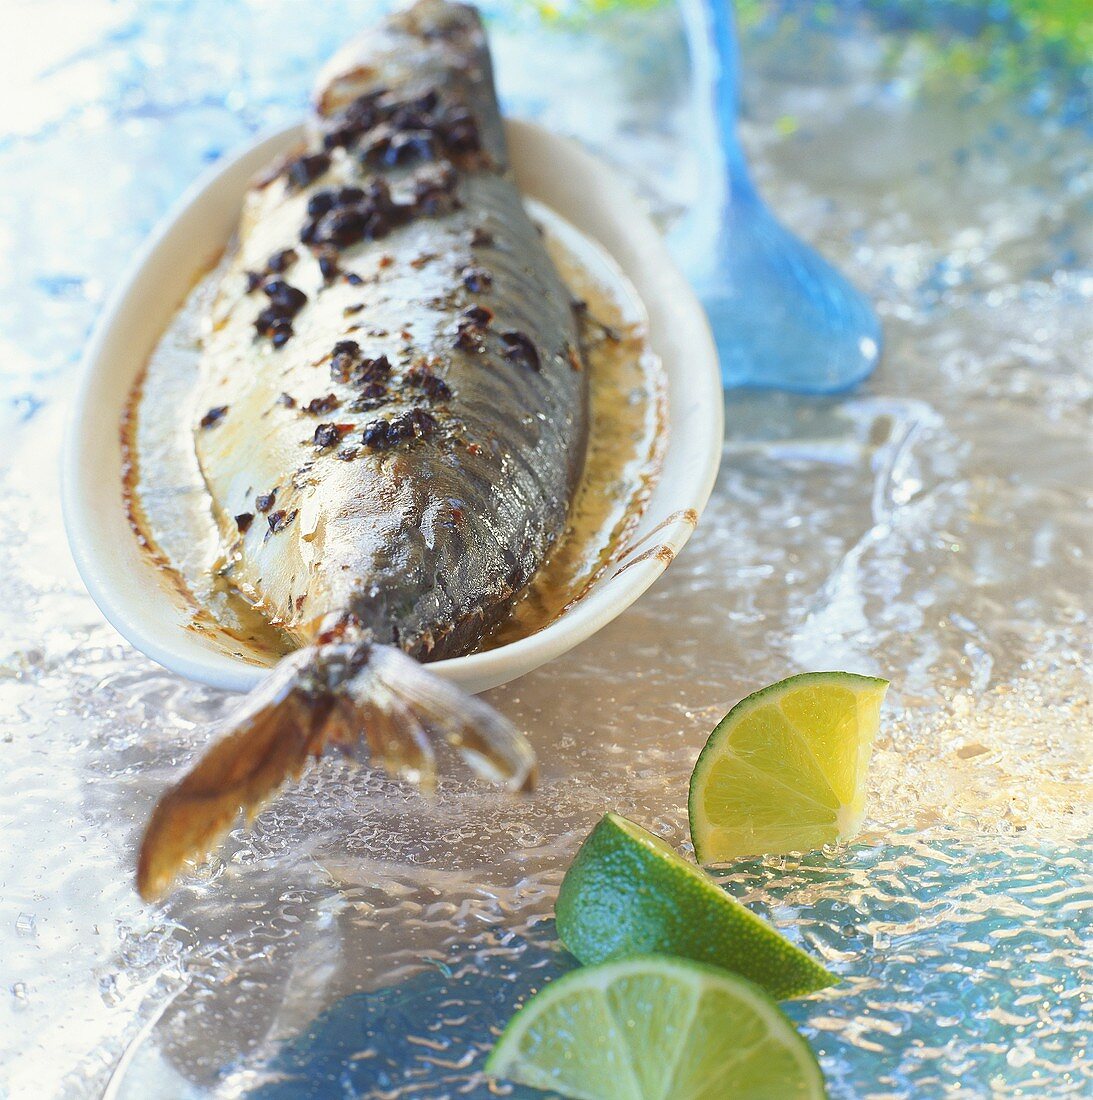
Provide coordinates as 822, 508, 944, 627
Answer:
63, 120, 722, 695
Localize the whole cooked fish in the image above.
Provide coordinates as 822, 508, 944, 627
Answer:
138, 0, 587, 899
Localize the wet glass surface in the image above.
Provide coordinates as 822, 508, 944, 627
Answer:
0, 1, 1089, 1097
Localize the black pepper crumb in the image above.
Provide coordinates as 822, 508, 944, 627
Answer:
313, 422, 347, 449
386, 129, 439, 166
461, 266, 492, 293
349, 382, 389, 412
308, 191, 337, 218
337, 185, 366, 204
318, 207, 371, 248
320, 87, 386, 150
318, 86, 479, 170
269, 322, 293, 349
285, 152, 330, 190
500, 330, 541, 371
359, 357, 392, 383
267, 248, 298, 273
266, 508, 297, 534
330, 342, 391, 387
439, 107, 481, 155
254, 278, 308, 347
411, 406, 439, 437
360, 407, 437, 451
244, 271, 264, 293
252, 277, 307, 345
462, 304, 493, 326
200, 405, 228, 428
303, 393, 341, 416
255, 489, 277, 513
234, 512, 254, 533
300, 179, 404, 251
318, 253, 341, 282
406, 364, 452, 402
454, 305, 492, 353
263, 279, 308, 314
277, 392, 297, 408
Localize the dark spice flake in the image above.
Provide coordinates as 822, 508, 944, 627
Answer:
234, 512, 254, 533
285, 152, 331, 190
462, 304, 493, 326
461, 266, 492, 293
406, 364, 452, 403
453, 303, 493, 354
200, 405, 228, 429
313, 422, 349, 449
360, 407, 437, 451
349, 382, 390, 413
255, 489, 277, 513
270, 323, 293, 349
303, 393, 341, 416
500, 330, 541, 371
330, 341, 392, 387
267, 248, 298, 273
254, 279, 308, 348
266, 508, 297, 534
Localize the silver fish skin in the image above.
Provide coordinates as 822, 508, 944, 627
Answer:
137, 0, 587, 900
195, 0, 587, 661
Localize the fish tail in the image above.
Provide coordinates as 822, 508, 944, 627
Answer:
136, 643, 536, 900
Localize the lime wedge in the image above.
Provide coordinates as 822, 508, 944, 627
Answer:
689, 672, 889, 864
486, 955, 827, 1100
556, 813, 833, 1000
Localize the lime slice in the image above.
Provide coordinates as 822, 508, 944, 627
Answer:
556, 813, 833, 1000
689, 672, 889, 864
486, 955, 827, 1100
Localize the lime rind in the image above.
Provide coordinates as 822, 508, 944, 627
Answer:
689, 672, 888, 865
556, 813, 836, 1000
486, 955, 827, 1100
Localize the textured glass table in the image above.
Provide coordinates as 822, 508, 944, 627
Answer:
0, 1, 1089, 1097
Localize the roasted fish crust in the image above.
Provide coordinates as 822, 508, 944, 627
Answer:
137, 0, 586, 899
195, 0, 587, 661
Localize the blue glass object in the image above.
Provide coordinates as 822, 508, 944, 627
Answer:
686, 1, 882, 392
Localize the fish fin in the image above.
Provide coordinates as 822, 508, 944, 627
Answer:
136, 643, 535, 901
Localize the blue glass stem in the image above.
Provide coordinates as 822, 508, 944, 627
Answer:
684, 0, 882, 393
